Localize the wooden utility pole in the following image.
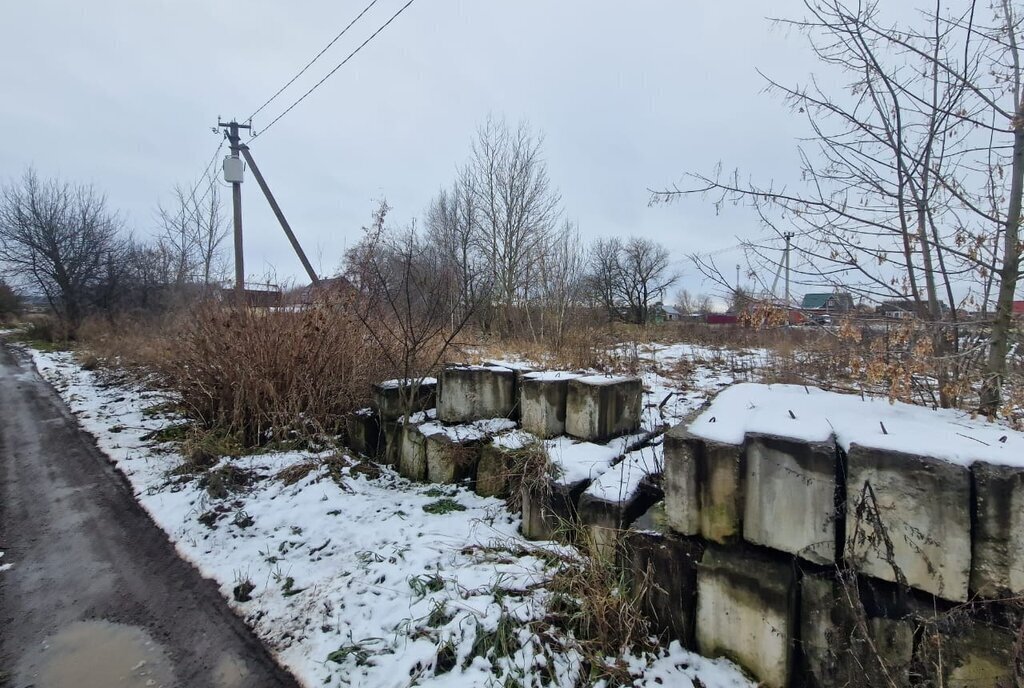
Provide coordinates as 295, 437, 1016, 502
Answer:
783, 232, 793, 307
218, 120, 251, 300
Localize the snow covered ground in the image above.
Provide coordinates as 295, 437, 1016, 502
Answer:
24, 348, 754, 688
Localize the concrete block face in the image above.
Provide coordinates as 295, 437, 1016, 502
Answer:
344, 411, 381, 458
520, 480, 585, 541
381, 420, 401, 467
425, 433, 480, 485
921, 623, 1016, 688
565, 376, 642, 442
970, 461, 1024, 598
696, 545, 796, 688
519, 374, 576, 438
663, 424, 700, 536
621, 529, 702, 648
743, 434, 837, 564
475, 443, 511, 498
372, 380, 436, 421
699, 440, 745, 544
398, 424, 428, 482
845, 444, 971, 601
437, 366, 515, 424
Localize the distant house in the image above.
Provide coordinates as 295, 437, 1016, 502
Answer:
876, 299, 949, 319
1014, 301, 1024, 317
290, 276, 357, 307
801, 292, 855, 314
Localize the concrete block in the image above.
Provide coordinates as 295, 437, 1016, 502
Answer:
344, 409, 381, 458
437, 365, 515, 424
372, 378, 436, 421
696, 545, 796, 688
381, 420, 401, 467
398, 424, 428, 481
521, 479, 586, 541
578, 482, 660, 561
663, 425, 744, 544
920, 623, 1016, 688
424, 432, 480, 485
620, 524, 703, 648
744, 434, 838, 564
519, 372, 579, 438
970, 461, 1024, 598
846, 444, 971, 601
475, 443, 511, 498
565, 375, 642, 442
799, 573, 914, 687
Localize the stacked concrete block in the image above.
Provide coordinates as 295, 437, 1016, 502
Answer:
398, 424, 428, 482
970, 461, 1024, 598
663, 425, 744, 544
919, 622, 1017, 688
696, 545, 797, 688
344, 409, 381, 458
372, 378, 437, 421
380, 420, 401, 467
565, 375, 642, 442
845, 444, 972, 602
519, 372, 580, 438
744, 434, 838, 565
620, 511, 703, 647
424, 432, 481, 485
520, 479, 587, 541
438, 365, 516, 423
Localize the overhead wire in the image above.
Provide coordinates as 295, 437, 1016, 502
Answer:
248, 0, 419, 142
244, 0, 382, 123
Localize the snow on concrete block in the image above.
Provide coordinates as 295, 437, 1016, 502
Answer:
565, 375, 642, 442
437, 365, 515, 424
398, 424, 428, 481
970, 461, 1024, 598
372, 378, 437, 421
424, 432, 480, 485
846, 444, 971, 602
344, 409, 381, 458
696, 545, 796, 688
620, 525, 703, 648
743, 433, 837, 564
519, 372, 580, 438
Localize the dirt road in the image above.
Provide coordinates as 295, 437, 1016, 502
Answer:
0, 344, 300, 688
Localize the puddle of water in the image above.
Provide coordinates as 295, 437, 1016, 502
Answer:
35, 620, 177, 688
213, 653, 251, 688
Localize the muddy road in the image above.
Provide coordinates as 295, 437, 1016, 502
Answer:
0, 345, 300, 688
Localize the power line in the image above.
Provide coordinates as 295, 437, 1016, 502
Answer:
249, 0, 419, 142
245, 0, 382, 123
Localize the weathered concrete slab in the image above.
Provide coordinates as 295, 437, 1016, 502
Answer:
799, 573, 914, 687
744, 433, 837, 564
344, 409, 381, 458
663, 425, 744, 544
380, 420, 401, 467
398, 423, 428, 481
578, 482, 660, 561
521, 479, 587, 541
565, 375, 642, 442
696, 545, 796, 688
424, 432, 480, 485
519, 372, 579, 438
920, 622, 1016, 688
437, 365, 515, 424
372, 378, 436, 421
846, 444, 971, 602
970, 461, 1024, 598
620, 515, 703, 648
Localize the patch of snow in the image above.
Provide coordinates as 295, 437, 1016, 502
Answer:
584, 441, 664, 505
376, 377, 437, 389
574, 374, 639, 386
0, 551, 11, 573
419, 417, 517, 443
690, 383, 1024, 468
29, 348, 754, 688
522, 371, 581, 382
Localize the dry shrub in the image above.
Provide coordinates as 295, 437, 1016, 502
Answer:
77, 313, 181, 372
503, 441, 555, 511
163, 300, 398, 446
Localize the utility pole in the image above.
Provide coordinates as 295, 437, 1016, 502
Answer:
218, 120, 251, 301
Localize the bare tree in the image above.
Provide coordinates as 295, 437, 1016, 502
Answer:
586, 236, 678, 325
536, 220, 587, 344
465, 116, 561, 333
425, 177, 485, 326
0, 169, 123, 332
156, 179, 228, 288
675, 288, 713, 315
654, 0, 1024, 413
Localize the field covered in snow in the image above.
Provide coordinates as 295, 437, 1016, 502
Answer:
23, 345, 755, 688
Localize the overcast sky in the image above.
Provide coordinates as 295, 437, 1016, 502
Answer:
1, 1, 827, 299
